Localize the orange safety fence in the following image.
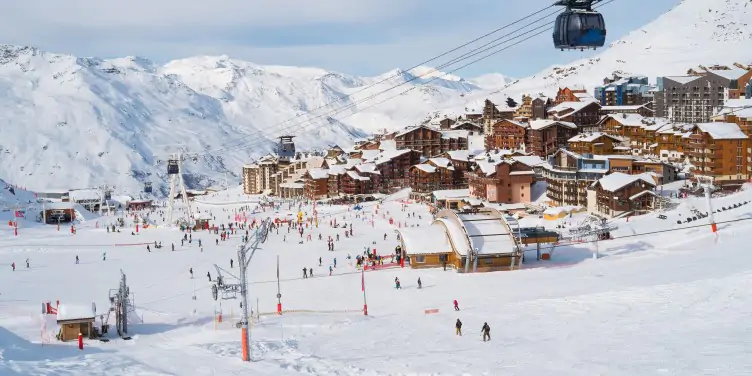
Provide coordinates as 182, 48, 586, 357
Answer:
424, 308, 440, 315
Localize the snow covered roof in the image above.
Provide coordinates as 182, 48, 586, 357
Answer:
433, 189, 470, 200
307, 168, 329, 180
428, 157, 452, 168
369, 149, 413, 165
445, 149, 484, 162
413, 164, 437, 173
280, 182, 305, 189
57, 304, 95, 321
511, 155, 545, 167
346, 171, 370, 181
604, 113, 646, 126
664, 76, 701, 85
354, 164, 379, 174
594, 172, 656, 192
529, 119, 577, 130
440, 130, 469, 139
379, 140, 397, 150
695, 122, 747, 139
43, 202, 77, 210
547, 100, 599, 118
68, 189, 101, 201
394, 125, 438, 138
600, 105, 650, 111
399, 224, 452, 255
306, 156, 326, 169
450, 121, 481, 130
568, 132, 621, 143
328, 165, 348, 175
705, 66, 749, 80
458, 213, 518, 256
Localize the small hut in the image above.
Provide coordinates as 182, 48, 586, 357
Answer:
127, 199, 153, 211
56, 304, 97, 341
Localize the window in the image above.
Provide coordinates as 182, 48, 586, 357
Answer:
415, 255, 426, 263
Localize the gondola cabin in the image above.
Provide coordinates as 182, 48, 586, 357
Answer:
144, 182, 153, 193
553, 1, 606, 50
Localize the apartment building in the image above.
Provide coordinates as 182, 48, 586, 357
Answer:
686, 122, 749, 186
594, 75, 654, 106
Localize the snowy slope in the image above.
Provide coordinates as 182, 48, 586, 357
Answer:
2, 189, 752, 375
489, 0, 752, 100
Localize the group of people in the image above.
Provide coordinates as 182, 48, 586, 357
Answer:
453, 300, 491, 342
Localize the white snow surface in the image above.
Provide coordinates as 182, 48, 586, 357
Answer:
2, 186, 752, 374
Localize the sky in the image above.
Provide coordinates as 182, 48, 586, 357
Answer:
0, 0, 679, 79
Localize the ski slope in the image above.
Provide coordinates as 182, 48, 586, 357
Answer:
1, 187, 752, 375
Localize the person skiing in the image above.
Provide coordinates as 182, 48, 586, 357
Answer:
75, 255, 79, 264
303, 267, 308, 279
481, 322, 491, 342
455, 319, 463, 336
309, 267, 313, 277
319, 257, 322, 267
453, 299, 459, 311
417, 277, 422, 289
395, 277, 401, 289
11, 262, 15, 271
147, 244, 151, 252
190, 268, 194, 278
172, 243, 175, 251
207, 271, 212, 281
102, 252, 107, 261
230, 259, 234, 268
329, 265, 333, 276
333, 258, 337, 268
25, 258, 29, 268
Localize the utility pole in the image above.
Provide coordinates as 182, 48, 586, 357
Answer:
166, 153, 193, 225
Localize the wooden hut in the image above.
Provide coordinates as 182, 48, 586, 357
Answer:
56, 304, 96, 341
127, 200, 153, 211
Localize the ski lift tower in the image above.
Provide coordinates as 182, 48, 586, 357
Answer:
166, 153, 193, 225
210, 218, 270, 362
695, 175, 718, 233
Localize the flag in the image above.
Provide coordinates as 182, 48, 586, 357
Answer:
361, 268, 365, 292
14, 210, 24, 218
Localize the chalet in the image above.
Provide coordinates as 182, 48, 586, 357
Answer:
481, 99, 516, 134
365, 149, 422, 192
487, 119, 527, 150
466, 155, 534, 204
531, 96, 553, 119
439, 130, 469, 152
408, 158, 458, 198
450, 121, 483, 133
554, 86, 589, 105
438, 118, 457, 130
686, 122, 750, 186
443, 149, 485, 186
303, 169, 330, 200
656, 125, 692, 162
632, 160, 679, 185
547, 101, 601, 130
327, 165, 348, 197
514, 95, 534, 119
590, 172, 656, 217
340, 171, 373, 195
394, 125, 443, 157
567, 132, 623, 155
525, 119, 578, 157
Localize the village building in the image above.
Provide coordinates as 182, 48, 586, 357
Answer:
443, 149, 485, 187
394, 125, 444, 157
711, 98, 752, 136
408, 158, 458, 199
547, 100, 601, 131
41, 202, 76, 224
486, 119, 527, 150
242, 154, 279, 194
438, 118, 457, 130
656, 124, 692, 162
568, 132, 624, 155
531, 96, 553, 120
466, 156, 535, 204
542, 149, 609, 207
449, 121, 483, 133
599, 104, 654, 117
365, 149, 422, 192
481, 99, 516, 134
68, 189, 102, 213
686, 122, 749, 186
303, 169, 330, 200
590, 172, 657, 217
525, 119, 579, 157
553, 86, 589, 105
340, 171, 373, 196
514, 94, 534, 119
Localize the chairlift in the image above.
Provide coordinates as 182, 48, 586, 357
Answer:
553, 0, 607, 50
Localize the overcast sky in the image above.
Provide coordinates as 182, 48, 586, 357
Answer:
0, 0, 678, 78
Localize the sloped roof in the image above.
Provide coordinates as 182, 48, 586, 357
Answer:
511, 155, 545, 167
529, 119, 577, 130
306, 156, 326, 169
664, 76, 701, 85
354, 163, 379, 174
346, 171, 370, 181
604, 113, 646, 126
413, 164, 437, 173
568, 132, 621, 143
695, 122, 747, 140
706, 66, 749, 80
547, 100, 599, 118
428, 157, 453, 168
594, 172, 655, 192
306, 168, 329, 180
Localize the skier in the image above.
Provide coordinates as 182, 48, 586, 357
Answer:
230, 259, 234, 268
25, 258, 29, 268
102, 252, 107, 261
303, 267, 308, 279
172, 243, 175, 252
181, 239, 184, 246
329, 265, 333, 276
11, 262, 15, 271
417, 277, 422, 289
198, 239, 202, 247
453, 299, 460, 311
309, 267, 313, 277
75, 255, 79, 264
190, 268, 194, 278
395, 277, 401, 289
481, 322, 491, 342
216, 239, 219, 246
333, 258, 337, 268
147, 244, 151, 252
383, 233, 387, 241
319, 257, 322, 267
455, 319, 462, 336
207, 271, 212, 281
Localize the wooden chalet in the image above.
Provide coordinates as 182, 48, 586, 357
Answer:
56, 304, 97, 342
466, 156, 534, 204
368, 149, 422, 191
438, 118, 457, 130
482, 99, 516, 134
686, 122, 750, 186
340, 171, 373, 195
591, 172, 656, 217
525, 119, 579, 157
567, 132, 623, 155
394, 125, 443, 157
599, 104, 654, 117
486, 119, 527, 150
554, 86, 589, 105
547, 101, 601, 130
303, 168, 330, 200
408, 158, 458, 198
126, 200, 153, 211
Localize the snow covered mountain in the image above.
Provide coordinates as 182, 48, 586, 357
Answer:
0, 48, 504, 193
491, 0, 752, 100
